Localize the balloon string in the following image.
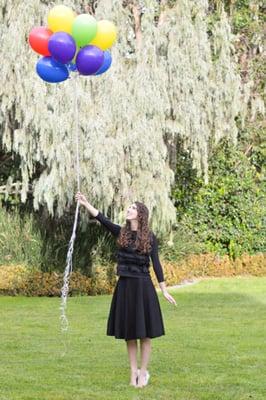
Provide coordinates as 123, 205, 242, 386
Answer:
59, 74, 80, 333
74, 74, 80, 192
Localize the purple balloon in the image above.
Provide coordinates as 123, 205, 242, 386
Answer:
76, 45, 104, 76
48, 32, 76, 64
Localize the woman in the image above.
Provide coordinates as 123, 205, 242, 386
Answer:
75, 191, 177, 388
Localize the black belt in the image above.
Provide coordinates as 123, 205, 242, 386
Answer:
117, 264, 150, 274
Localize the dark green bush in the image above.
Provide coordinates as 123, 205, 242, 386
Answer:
175, 138, 265, 258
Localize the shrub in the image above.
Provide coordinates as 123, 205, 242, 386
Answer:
0, 205, 43, 268
0, 252, 265, 296
174, 139, 265, 258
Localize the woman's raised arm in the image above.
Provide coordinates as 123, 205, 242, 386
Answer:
75, 192, 121, 236
93, 211, 121, 237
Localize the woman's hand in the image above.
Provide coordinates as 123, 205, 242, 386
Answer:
75, 191, 88, 207
163, 291, 177, 307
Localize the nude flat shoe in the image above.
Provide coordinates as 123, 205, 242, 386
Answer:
137, 369, 150, 387
144, 370, 150, 386
129, 370, 138, 387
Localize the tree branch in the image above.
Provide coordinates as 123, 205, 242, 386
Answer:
158, 0, 168, 27
0, 182, 33, 194
128, 0, 142, 49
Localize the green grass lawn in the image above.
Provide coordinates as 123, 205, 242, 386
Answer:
0, 276, 265, 400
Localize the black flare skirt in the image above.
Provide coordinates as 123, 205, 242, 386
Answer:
106, 275, 165, 340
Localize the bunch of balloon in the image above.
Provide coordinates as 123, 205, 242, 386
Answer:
29, 4, 117, 83
28, 5, 117, 335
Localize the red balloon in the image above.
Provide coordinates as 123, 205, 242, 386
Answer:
29, 27, 53, 56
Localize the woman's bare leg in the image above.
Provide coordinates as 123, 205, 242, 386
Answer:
137, 337, 151, 387
126, 339, 138, 386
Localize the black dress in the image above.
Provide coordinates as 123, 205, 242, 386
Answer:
94, 211, 165, 341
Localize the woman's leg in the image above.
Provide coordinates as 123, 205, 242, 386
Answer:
137, 337, 151, 387
126, 339, 138, 386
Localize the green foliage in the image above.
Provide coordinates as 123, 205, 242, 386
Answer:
0, 203, 43, 268
208, 0, 265, 35
232, 1, 253, 31
0, 149, 23, 211
159, 224, 205, 263
34, 207, 118, 274
0, 150, 21, 187
0, 197, 119, 274
176, 138, 265, 258
171, 137, 203, 219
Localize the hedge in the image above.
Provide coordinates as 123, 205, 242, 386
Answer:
0, 252, 265, 296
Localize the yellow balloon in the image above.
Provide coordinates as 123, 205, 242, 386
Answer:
48, 5, 75, 34
90, 20, 117, 50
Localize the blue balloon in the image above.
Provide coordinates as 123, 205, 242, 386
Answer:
94, 51, 112, 75
66, 62, 77, 72
36, 57, 69, 83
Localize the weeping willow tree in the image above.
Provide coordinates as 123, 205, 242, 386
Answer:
0, 0, 259, 235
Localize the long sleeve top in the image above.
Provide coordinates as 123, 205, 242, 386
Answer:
93, 211, 165, 283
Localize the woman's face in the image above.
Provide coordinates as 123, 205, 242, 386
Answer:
126, 203, 138, 220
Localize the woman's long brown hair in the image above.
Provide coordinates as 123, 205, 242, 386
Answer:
116, 201, 153, 254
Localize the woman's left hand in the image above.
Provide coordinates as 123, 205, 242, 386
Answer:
163, 291, 177, 306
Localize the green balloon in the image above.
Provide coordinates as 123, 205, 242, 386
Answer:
72, 14, 97, 47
